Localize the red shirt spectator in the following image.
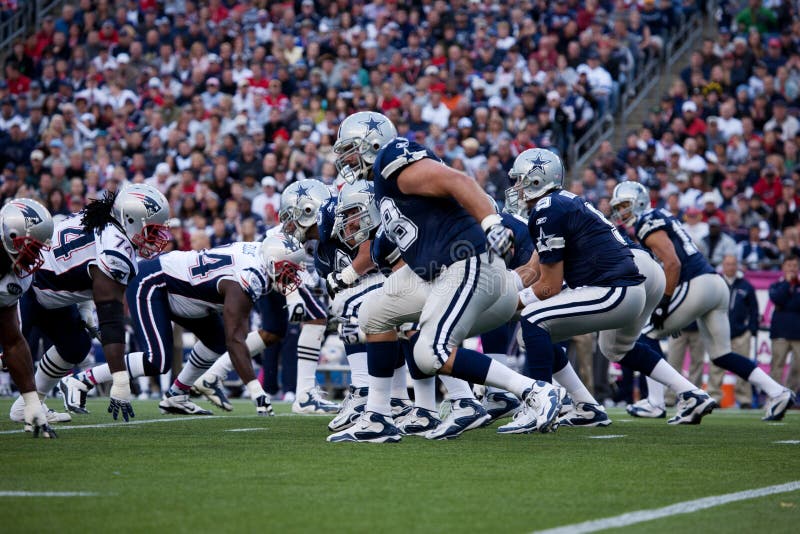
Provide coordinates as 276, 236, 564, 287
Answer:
753, 166, 784, 208
6, 72, 30, 95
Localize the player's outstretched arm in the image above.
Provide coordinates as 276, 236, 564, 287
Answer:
220, 280, 274, 416
515, 251, 541, 288
533, 260, 564, 301
643, 231, 681, 297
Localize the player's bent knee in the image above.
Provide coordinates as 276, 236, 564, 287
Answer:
412, 333, 443, 375
598, 339, 628, 363
258, 329, 281, 347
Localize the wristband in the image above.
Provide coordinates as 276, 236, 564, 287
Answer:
519, 287, 540, 306
340, 265, 359, 285
21, 391, 41, 407
481, 213, 503, 232
511, 270, 525, 292
246, 379, 266, 399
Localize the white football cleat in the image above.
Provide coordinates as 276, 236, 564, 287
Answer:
762, 389, 795, 421
327, 411, 402, 443
328, 386, 368, 432
395, 407, 441, 436
58, 376, 91, 414
497, 381, 561, 434
192, 376, 233, 411
424, 398, 491, 440
557, 402, 612, 427
390, 397, 413, 419
158, 394, 213, 415
558, 388, 573, 416
292, 387, 340, 414
483, 391, 521, 422
626, 399, 666, 419
668, 389, 717, 425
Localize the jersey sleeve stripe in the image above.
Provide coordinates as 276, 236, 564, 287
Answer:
102, 250, 136, 278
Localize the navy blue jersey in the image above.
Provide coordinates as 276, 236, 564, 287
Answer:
501, 212, 534, 269
314, 197, 357, 279
372, 138, 486, 281
529, 190, 644, 288
634, 208, 714, 283
371, 228, 402, 276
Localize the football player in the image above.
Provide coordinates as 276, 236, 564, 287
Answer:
63, 235, 305, 417
9, 185, 170, 424
611, 181, 795, 421
329, 130, 562, 442
511, 149, 716, 427
0, 199, 57, 437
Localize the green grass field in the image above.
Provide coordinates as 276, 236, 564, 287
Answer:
1, 399, 798, 533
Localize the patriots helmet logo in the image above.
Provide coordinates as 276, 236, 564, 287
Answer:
279, 233, 301, 252
128, 193, 162, 217
11, 202, 43, 229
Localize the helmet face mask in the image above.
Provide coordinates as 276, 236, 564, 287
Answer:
133, 223, 171, 259
0, 199, 54, 278
503, 186, 528, 218
112, 184, 170, 258
334, 112, 397, 184
610, 199, 634, 226
261, 233, 306, 295
508, 148, 564, 204
269, 259, 303, 295
610, 181, 649, 228
279, 179, 332, 243
334, 180, 379, 249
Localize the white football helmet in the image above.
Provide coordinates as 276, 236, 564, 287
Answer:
279, 179, 332, 242
112, 184, 170, 258
610, 181, 649, 227
334, 111, 397, 184
260, 232, 306, 295
509, 148, 564, 202
0, 198, 54, 277
334, 180, 380, 249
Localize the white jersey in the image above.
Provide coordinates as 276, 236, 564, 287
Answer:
0, 267, 31, 308
33, 214, 138, 309
158, 242, 269, 318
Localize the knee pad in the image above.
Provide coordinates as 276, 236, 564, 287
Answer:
412, 331, 443, 375
598, 336, 626, 363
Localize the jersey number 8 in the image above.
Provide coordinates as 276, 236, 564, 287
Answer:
379, 198, 418, 251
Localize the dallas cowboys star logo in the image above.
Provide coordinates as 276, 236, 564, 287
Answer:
401, 147, 416, 163
528, 154, 550, 175
360, 115, 385, 136
295, 184, 310, 198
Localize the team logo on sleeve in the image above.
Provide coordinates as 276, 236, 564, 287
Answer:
536, 227, 565, 252
11, 202, 43, 229
6, 283, 22, 295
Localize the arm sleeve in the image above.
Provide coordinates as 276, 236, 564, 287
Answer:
768, 281, 791, 307
635, 212, 667, 243
529, 198, 566, 265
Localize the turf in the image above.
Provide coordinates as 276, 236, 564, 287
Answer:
1, 399, 798, 533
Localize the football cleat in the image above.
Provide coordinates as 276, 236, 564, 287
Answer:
192, 376, 233, 411
395, 407, 441, 436
327, 411, 402, 443
668, 389, 717, 425
424, 398, 492, 440
626, 399, 666, 419
10, 396, 72, 429
497, 381, 561, 434
159, 393, 213, 415
390, 397, 413, 419
328, 386, 368, 432
58, 376, 92, 414
762, 389, 795, 421
483, 391, 521, 422
558, 388, 573, 416
557, 402, 612, 427
292, 387, 340, 414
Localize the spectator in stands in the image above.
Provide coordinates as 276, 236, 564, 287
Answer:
768, 255, 800, 393
739, 223, 779, 270
700, 217, 739, 267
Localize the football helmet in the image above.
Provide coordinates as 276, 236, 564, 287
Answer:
0, 198, 53, 277
334, 111, 398, 184
260, 232, 306, 295
111, 184, 170, 259
503, 186, 528, 218
509, 148, 564, 202
610, 181, 649, 227
334, 180, 380, 249
279, 179, 332, 242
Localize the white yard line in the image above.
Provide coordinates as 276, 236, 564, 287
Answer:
533, 480, 800, 534
0, 491, 104, 497
224, 428, 267, 432
774, 440, 800, 444
0, 415, 260, 434
587, 435, 625, 439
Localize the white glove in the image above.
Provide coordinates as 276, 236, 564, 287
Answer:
246, 380, 274, 416
22, 392, 57, 438
108, 372, 134, 422
77, 301, 100, 340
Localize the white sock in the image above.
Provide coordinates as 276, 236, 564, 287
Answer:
125, 352, 147, 378
202, 353, 233, 382
137, 376, 151, 394
412, 377, 436, 411
646, 377, 665, 407
648, 361, 694, 401
296, 324, 325, 394
439, 375, 473, 400
159, 372, 171, 394
485, 360, 534, 398
35, 346, 74, 395
748, 367, 784, 398
174, 343, 219, 390
486, 353, 509, 394
553, 361, 598, 405
365, 375, 392, 415
347, 352, 369, 388
78, 363, 112, 385
391, 364, 409, 399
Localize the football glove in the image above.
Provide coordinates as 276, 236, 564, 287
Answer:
486, 223, 514, 265
287, 302, 306, 323
650, 294, 672, 331
108, 397, 135, 422
108, 372, 135, 421
253, 393, 275, 416
23, 397, 57, 439
326, 271, 352, 299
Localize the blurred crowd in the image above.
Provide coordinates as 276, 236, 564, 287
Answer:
576, 0, 800, 271
0, 0, 704, 252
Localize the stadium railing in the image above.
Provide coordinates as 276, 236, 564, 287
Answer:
0, 0, 66, 62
